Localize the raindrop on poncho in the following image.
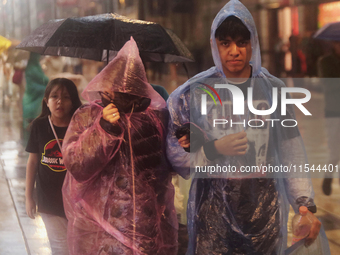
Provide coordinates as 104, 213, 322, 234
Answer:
166, 0, 330, 254
62, 37, 178, 255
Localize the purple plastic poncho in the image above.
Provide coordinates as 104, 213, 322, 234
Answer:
62, 38, 178, 255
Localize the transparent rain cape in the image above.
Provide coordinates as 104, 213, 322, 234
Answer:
62, 38, 177, 255
166, 0, 330, 254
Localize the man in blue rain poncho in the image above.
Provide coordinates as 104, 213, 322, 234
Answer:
166, 1, 330, 254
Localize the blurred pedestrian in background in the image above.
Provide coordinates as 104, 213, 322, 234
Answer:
22, 53, 49, 144
274, 37, 286, 77
301, 31, 323, 78
318, 41, 340, 195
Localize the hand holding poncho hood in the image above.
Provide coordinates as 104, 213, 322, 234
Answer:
62, 38, 177, 255
166, 0, 330, 254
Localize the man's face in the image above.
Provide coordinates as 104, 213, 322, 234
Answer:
215, 36, 252, 79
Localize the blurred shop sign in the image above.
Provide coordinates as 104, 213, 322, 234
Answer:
57, 0, 78, 6
318, 1, 340, 28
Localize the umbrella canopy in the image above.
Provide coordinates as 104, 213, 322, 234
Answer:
314, 22, 340, 41
16, 13, 194, 63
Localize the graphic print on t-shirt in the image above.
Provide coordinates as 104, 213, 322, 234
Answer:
208, 99, 270, 174
41, 139, 66, 172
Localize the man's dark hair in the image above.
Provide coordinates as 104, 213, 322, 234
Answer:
215, 16, 250, 41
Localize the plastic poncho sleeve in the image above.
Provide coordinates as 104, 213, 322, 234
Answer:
166, 89, 211, 179
62, 103, 123, 183
281, 137, 314, 212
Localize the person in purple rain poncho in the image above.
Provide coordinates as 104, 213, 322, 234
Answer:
62, 38, 178, 255
166, 0, 330, 254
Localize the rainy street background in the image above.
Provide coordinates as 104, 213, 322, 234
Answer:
1, 0, 340, 254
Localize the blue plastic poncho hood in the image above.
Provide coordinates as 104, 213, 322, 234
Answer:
210, 0, 261, 77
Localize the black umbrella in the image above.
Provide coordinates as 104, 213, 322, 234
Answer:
16, 13, 194, 63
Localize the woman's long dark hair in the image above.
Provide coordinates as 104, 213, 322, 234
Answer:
36, 78, 82, 119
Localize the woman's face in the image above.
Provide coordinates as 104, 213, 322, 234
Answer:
46, 85, 73, 120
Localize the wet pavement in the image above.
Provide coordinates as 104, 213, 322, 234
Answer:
1, 82, 340, 254
0, 95, 51, 255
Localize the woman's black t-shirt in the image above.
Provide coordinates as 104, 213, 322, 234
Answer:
26, 116, 67, 218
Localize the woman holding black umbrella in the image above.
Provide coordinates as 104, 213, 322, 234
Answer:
61, 38, 178, 255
